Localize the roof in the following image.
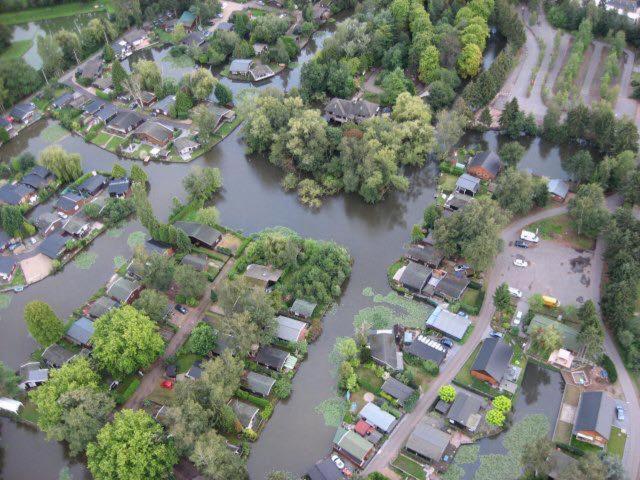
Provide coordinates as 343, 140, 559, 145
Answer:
0, 397, 22, 414
229, 59, 253, 73
79, 58, 102, 79
244, 371, 276, 396
66, 317, 94, 345
95, 103, 117, 122
255, 345, 289, 370
83, 98, 105, 115
381, 377, 415, 404
0, 117, 10, 128
399, 261, 432, 291
406, 418, 451, 460
123, 28, 147, 43
107, 276, 140, 303
181, 253, 208, 271
217, 22, 234, 31
404, 244, 444, 267
290, 299, 317, 318
88, 296, 118, 318
152, 95, 175, 112
187, 359, 203, 379
456, 173, 481, 193
62, 216, 89, 235
447, 391, 483, 427
0, 183, 33, 205
10, 103, 35, 118
0, 256, 17, 275
527, 315, 580, 352
212, 332, 234, 356
426, 307, 471, 340
136, 121, 173, 143
20, 173, 48, 189
469, 151, 502, 177
367, 330, 403, 370
253, 42, 268, 54
92, 76, 113, 90
52, 92, 74, 108
405, 336, 447, 365
55, 192, 83, 211
276, 315, 307, 342
30, 165, 52, 179
359, 402, 397, 432
434, 275, 470, 300
144, 239, 171, 256
548, 178, 569, 198
325, 98, 379, 119
306, 458, 345, 480
41, 344, 75, 367
333, 427, 373, 462
179, 10, 197, 24
244, 264, 283, 283
231, 399, 259, 428
174, 221, 221, 247
174, 137, 199, 151
182, 31, 206, 46
108, 177, 130, 195
39, 232, 67, 258
471, 337, 513, 381
573, 391, 615, 440
108, 111, 144, 131
78, 174, 107, 194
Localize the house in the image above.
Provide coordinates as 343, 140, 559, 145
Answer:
144, 239, 173, 257
324, 98, 379, 124
205, 103, 236, 129
306, 458, 345, 480
455, 173, 481, 196
122, 28, 148, 48
10, 103, 36, 123
404, 244, 444, 269
17, 362, 49, 390
231, 399, 260, 430
107, 276, 140, 304
444, 192, 473, 212
253, 42, 268, 55
139, 91, 157, 107
107, 177, 131, 198
35, 212, 63, 236
52, 92, 75, 109
405, 335, 447, 365
467, 151, 502, 181
398, 261, 432, 293
243, 371, 276, 397
65, 316, 94, 346
55, 192, 85, 215
367, 329, 403, 370
212, 332, 234, 356
78, 174, 107, 196
180, 253, 208, 271
548, 178, 569, 202
0, 116, 13, 133
406, 417, 451, 461
572, 391, 616, 446
548, 348, 574, 369
92, 76, 114, 92
471, 337, 513, 387
41, 344, 76, 367
77, 58, 103, 81
95, 103, 117, 124
107, 111, 145, 135
0, 256, 17, 282
112, 39, 132, 59
186, 359, 203, 379
290, 299, 317, 319
0, 398, 23, 415
244, 263, 283, 290
254, 345, 290, 371
152, 95, 175, 116
182, 31, 206, 47
174, 221, 222, 248
135, 121, 173, 146
229, 59, 254, 78
20, 173, 50, 190
0, 183, 34, 205
434, 275, 469, 302
275, 315, 308, 342
381, 377, 415, 406
426, 307, 471, 341
355, 418, 374, 437
447, 391, 483, 431
178, 10, 198, 30
0, 230, 10, 251
62, 217, 90, 237
174, 137, 200, 157
217, 21, 234, 31
333, 427, 374, 468
527, 314, 580, 352
88, 296, 118, 319
29, 165, 53, 182
69, 94, 90, 109
39, 232, 68, 259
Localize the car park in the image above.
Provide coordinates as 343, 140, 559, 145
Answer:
514, 258, 528, 267
514, 240, 528, 248
508, 287, 523, 298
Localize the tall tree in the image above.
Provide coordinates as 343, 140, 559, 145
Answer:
39, 146, 82, 184
37, 34, 63, 79
111, 60, 128, 95
24, 301, 64, 347
568, 183, 610, 237
0, 361, 19, 398
190, 429, 249, 480
577, 300, 604, 360
132, 289, 169, 323
520, 436, 555, 478
498, 141, 525, 167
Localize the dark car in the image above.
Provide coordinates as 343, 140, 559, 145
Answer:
515, 240, 528, 248
175, 304, 187, 314
440, 337, 453, 348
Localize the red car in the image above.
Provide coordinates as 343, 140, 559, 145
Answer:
161, 380, 174, 390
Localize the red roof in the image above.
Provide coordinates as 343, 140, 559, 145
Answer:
354, 419, 373, 436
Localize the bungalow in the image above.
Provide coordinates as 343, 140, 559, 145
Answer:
112, 39, 132, 59
178, 10, 198, 30
174, 221, 222, 248
289, 299, 317, 319
144, 239, 173, 257
367, 329, 403, 370
107, 111, 145, 135
455, 173, 481, 196
527, 314, 580, 352
77, 58, 103, 81
275, 315, 307, 343
182, 31, 206, 47
434, 275, 469, 302
52, 92, 75, 109
152, 95, 176, 116
0, 256, 17, 282
82, 99, 105, 116
65, 316, 94, 346
41, 344, 76, 368
425, 306, 471, 341
107, 177, 131, 198
205, 103, 236, 129
0, 116, 13, 133
444, 192, 473, 212
572, 391, 616, 447
55, 192, 85, 215
467, 151, 502, 181
306, 458, 346, 480
398, 261, 432, 293
92, 76, 114, 92
122, 28, 148, 48
244, 263, 283, 290
139, 91, 157, 107
62, 217, 90, 237
471, 337, 513, 387
17, 362, 49, 390
186, 359, 203, 379
107, 276, 141, 304
404, 244, 443, 269
0, 230, 10, 250
254, 345, 290, 372
447, 390, 483, 431
28, 165, 53, 182
229, 59, 254, 78
548, 178, 569, 202
174, 137, 200, 157
230, 399, 260, 430
39, 232, 68, 259
20, 173, 50, 190
243, 371, 276, 397
78, 174, 107, 196
253, 42, 268, 56
0, 183, 34, 205
381, 377, 415, 406
333, 427, 374, 468
406, 418, 451, 462
10, 103, 36, 123
95, 103, 117, 124
135, 121, 173, 146
88, 296, 118, 319
405, 335, 447, 365
180, 253, 208, 271
217, 21, 234, 32
324, 98, 379, 124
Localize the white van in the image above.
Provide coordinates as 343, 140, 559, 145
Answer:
520, 229, 539, 243
508, 287, 523, 298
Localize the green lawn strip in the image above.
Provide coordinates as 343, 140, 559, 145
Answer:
19, 400, 39, 424
458, 324, 474, 345
0, 39, 33, 60
439, 173, 459, 193
527, 214, 593, 250
114, 375, 140, 404
0, 2, 106, 25
105, 135, 126, 152
176, 352, 200, 374
607, 426, 626, 458
553, 420, 573, 443
355, 365, 384, 393
392, 454, 426, 480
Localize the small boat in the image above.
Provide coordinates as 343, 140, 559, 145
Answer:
13, 285, 24, 292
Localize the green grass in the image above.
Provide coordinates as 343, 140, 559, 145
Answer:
439, 173, 459, 193
41, 123, 68, 142
176, 352, 200, 373
527, 214, 594, 251
553, 420, 573, 443
607, 426, 626, 458
0, 39, 33, 60
571, 436, 604, 453
247, 8, 267, 16
453, 342, 496, 397
355, 365, 384, 393
392, 454, 426, 480
461, 288, 483, 310
114, 376, 140, 404
92, 131, 112, 146
19, 400, 39, 424
459, 324, 474, 345
105, 135, 126, 152
0, 1, 107, 25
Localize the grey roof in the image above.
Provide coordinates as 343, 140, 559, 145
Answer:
108, 111, 144, 131
108, 177, 130, 195
325, 98, 379, 120
244, 371, 276, 396
381, 377, 415, 405
79, 58, 102, 79
30, 165, 52, 179
244, 264, 283, 283
83, 99, 105, 115
573, 391, 615, 440
174, 137, 199, 151
180, 253, 208, 271
405, 337, 447, 365
10, 103, 35, 119
152, 95, 175, 113
107, 276, 140, 303
212, 332, 234, 356
447, 391, 483, 427
88, 296, 118, 318
41, 344, 75, 367
231, 399, 259, 429
123, 28, 147, 43
95, 103, 117, 122
307, 459, 345, 480
174, 221, 221, 247
290, 299, 317, 318
456, 173, 481, 193
275, 315, 307, 342
471, 338, 513, 382
399, 261, 432, 292
404, 244, 444, 268
426, 307, 471, 341
186, 359, 203, 379
368, 330, 403, 370
136, 121, 173, 143
62, 216, 89, 235
255, 345, 289, 370
20, 173, 48, 189
359, 402, 397, 432
434, 275, 469, 300
92, 76, 113, 90
0, 256, 17, 276
182, 31, 206, 46
469, 151, 502, 177
406, 418, 451, 460
548, 178, 569, 199
39, 232, 67, 259
78, 174, 107, 195
144, 239, 171, 256
66, 317, 94, 345
229, 59, 253, 73
55, 192, 83, 211
217, 22, 234, 31
52, 92, 74, 108
0, 183, 34, 205
445, 193, 473, 211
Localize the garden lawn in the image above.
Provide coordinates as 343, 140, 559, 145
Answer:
19, 400, 39, 424
571, 436, 604, 454
461, 288, 483, 310
392, 454, 426, 480
356, 365, 384, 394
0, 39, 32, 60
527, 214, 594, 250
176, 352, 200, 374
92, 131, 112, 146
105, 135, 126, 152
0, 2, 107, 24
607, 426, 626, 458
114, 375, 141, 404
553, 420, 573, 443
439, 173, 459, 193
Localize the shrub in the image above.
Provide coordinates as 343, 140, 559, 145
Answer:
403, 390, 419, 412
599, 354, 617, 383
492, 395, 512, 413
260, 403, 273, 420
243, 428, 258, 441
273, 376, 292, 399
486, 408, 506, 426
210, 290, 218, 302
115, 378, 141, 404
438, 385, 456, 402
235, 389, 270, 409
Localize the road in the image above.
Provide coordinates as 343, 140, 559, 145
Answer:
123, 257, 235, 409
580, 40, 605, 104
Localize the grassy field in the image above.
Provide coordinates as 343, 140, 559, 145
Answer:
607, 426, 627, 458
461, 287, 483, 310
0, 39, 32, 60
392, 454, 426, 480
0, 1, 108, 25
527, 214, 594, 251
92, 131, 112, 146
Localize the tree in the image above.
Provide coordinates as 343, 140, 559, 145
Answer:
563, 150, 595, 183
577, 300, 604, 360
111, 59, 128, 95
499, 98, 525, 138
92, 306, 165, 377
191, 103, 218, 144
87, 409, 177, 480
457, 43, 482, 78
485, 408, 505, 426
411, 224, 424, 243
267, 472, 294, 480
419, 45, 440, 84
183, 167, 223, 202
427, 80, 455, 110
493, 283, 511, 313
195, 206, 220, 228
0, 361, 19, 398
435, 109, 466, 158
133, 59, 161, 92
380, 68, 413, 106
498, 141, 525, 167
438, 384, 456, 402
55, 30, 81, 67
0, 23, 11, 50
174, 264, 208, 300
332, 337, 360, 368
186, 322, 217, 355
214, 82, 233, 106
130, 164, 148, 185
492, 395, 512, 413
38, 34, 64, 79
172, 23, 187, 44
273, 375, 292, 399
423, 204, 441, 230
530, 324, 562, 355
521, 436, 555, 478
190, 429, 248, 480
111, 163, 127, 179
39, 146, 82, 184
132, 289, 169, 323
338, 361, 357, 391
142, 253, 175, 291
568, 183, 610, 237
188, 68, 216, 102
493, 168, 535, 215
172, 89, 193, 119
24, 301, 64, 347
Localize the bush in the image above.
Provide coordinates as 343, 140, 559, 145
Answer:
260, 402, 273, 420
273, 376, 292, 399
115, 378, 141, 404
210, 290, 218, 302
235, 389, 271, 409
403, 390, 419, 412
599, 354, 617, 383
555, 442, 585, 457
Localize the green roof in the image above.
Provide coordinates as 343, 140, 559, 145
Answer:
179, 11, 197, 24
527, 314, 580, 351
333, 427, 373, 461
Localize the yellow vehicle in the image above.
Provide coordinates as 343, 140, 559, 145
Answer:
542, 295, 560, 307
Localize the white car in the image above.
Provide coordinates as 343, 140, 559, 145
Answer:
508, 287, 522, 298
331, 454, 345, 470
513, 258, 528, 267
513, 311, 523, 326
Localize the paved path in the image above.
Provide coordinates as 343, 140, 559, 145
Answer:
123, 257, 235, 410
580, 40, 605, 104
615, 48, 637, 120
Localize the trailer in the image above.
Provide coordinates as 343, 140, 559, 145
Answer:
520, 229, 539, 243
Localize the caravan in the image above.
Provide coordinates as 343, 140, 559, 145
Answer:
520, 229, 539, 243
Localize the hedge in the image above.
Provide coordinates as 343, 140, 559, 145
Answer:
115, 378, 140, 404
439, 161, 465, 176
235, 389, 271, 409
556, 442, 585, 457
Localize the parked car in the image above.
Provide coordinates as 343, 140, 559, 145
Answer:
454, 264, 470, 272
440, 337, 454, 348
161, 380, 174, 390
331, 454, 345, 470
513, 311, 523, 326
513, 258, 528, 267
616, 406, 625, 421
175, 304, 187, 314
489, 331, 503, 339
508, 287, 523, 298
514, 240, 528, 248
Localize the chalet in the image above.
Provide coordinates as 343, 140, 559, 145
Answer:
20, 173, 50, 190
275, 315, 307, 342
65, 316, 94, 346
39, 232, 68, 259
144, 239, 173, 257
180, 253, 208, 271
359, 402, 397, 433
62, 217, 90, 237
253, 43, 268, 56
0, 256, 17, 282
152, 95, 175, 116
254, 345, 290, 372
78, 174, 107, 196
444, 192, 473, 212
406, 418, 451, 462
572, 391, 616, 447
217, 21, 234, 31
95, 103, 117, 124
244, 263, 283, 290
17, 362, 49, 390
174, 137, 200, 157
28, 165, 53, 182
404, 244, 443, 269
306, 458, 346, 480
92, 76, 114, 92
186, 359, 203, 379
69, 94, 90, 109
434, 275, 469, 302
367, 329, 403, 370
324, 98, 379, 124
182, 31, 206, 47
381, 377, 415, 406
467, 151, 502, 181
135, 121, 173, 146
77, 58, 103, 81
178, 10, 198, 30
243, 371, 276, 397
55, 192, 85, 215
0, 117, 12, 133
107, 111, 145, 135
139, 91, 157, 107
471, 337, 513, 387
455, 173, 481, 196
41, 344, 76, 368
229, 59, 275, 82
447, 391, 483, 431
107, 276, 141, 304
229, 59, 253, 77
107, 177, 131, 198
205, 103, 236, 129
405, 335, 447, 365
112, 39, 132, 59
527, 314, 580, 352
88, 296, 118, 319
122, 28, 148, 48
231, 399, 260, 430
290, 299, 317, 319
0, 183, 34, 205
398, 261, 432, 293
333, 427, 374, 468
548, 178, 569, 202
82, 99, 105, 117
10, 103, 36, 123
174, 221, 222, 248
426, 306, 471, 341
51, 93, 75, 109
